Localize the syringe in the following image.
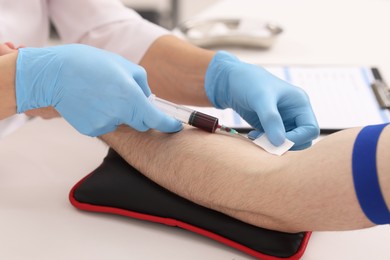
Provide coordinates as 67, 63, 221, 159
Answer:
148, 94, 238, 135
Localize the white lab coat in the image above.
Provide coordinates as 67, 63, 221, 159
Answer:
0, 0, 168, 63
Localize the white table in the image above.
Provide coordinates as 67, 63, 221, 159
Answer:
1, 0, 390, 259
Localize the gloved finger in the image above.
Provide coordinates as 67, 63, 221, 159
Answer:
247, 130, 264, 140
93, 124, 118, 137
80, 122, 118, 137
252, 101, 286, 146
234, 108, 264, 131
285, 113, 320, 146
290, 141, 312, 151
141, 101, 183, 133
286, 126, 319, 146
130, 123, 149, 132
132, 67, 151, 96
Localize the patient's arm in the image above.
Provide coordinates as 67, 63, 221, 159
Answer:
0, 51, 17, 119
101, 125, 390, 232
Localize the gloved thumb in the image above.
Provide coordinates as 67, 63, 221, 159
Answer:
247, 130, 264, 140
133, 68, 152, 96
142, 101, 183, 133
253, 102, 286, 146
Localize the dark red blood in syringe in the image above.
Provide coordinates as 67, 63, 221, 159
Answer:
188, 111, 219, 133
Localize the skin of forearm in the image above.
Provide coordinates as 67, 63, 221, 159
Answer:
101, 126, 307, 232
101, 126, 285, 219
139, 35, 215, 106
221, 127, 389, 232
295, 125, 389, 231
0, 52, 18, 119
101, 125, 390, 233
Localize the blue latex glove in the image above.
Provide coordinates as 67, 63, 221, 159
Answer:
15, 44, 182, 136
205, 51, 319, 149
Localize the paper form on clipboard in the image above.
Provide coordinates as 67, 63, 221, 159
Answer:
188, 66, 390, 132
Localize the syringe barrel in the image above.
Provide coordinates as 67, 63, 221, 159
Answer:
149, 95, 219, 133
188, 111, 219, 133
149, 95, 193, 123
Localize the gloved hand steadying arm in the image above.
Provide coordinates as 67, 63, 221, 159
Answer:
15, 44, 182, 136
205, 51, 319, 150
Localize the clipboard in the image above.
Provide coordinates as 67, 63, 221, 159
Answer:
189, 66, 390, 133
371, 68, 390, 109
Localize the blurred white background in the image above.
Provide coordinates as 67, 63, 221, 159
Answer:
121, 0, 221, 28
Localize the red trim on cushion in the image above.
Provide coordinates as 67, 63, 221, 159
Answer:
69, 174, 311, 260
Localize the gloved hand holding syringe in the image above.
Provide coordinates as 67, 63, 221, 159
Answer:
149, 94, 295, 156
148, 94, 239, 135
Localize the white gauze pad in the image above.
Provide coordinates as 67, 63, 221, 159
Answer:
253, 134, 294, 156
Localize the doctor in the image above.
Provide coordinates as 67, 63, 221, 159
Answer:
0, 0, 319, 148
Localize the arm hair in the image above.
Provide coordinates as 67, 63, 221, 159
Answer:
101, 125, 390, 232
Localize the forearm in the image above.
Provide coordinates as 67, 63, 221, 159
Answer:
101, 127, 302, 231
101, 125, 390, 232
139, 35, 215, 106
101, 126, 283, 226
0, 52, 18, 119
